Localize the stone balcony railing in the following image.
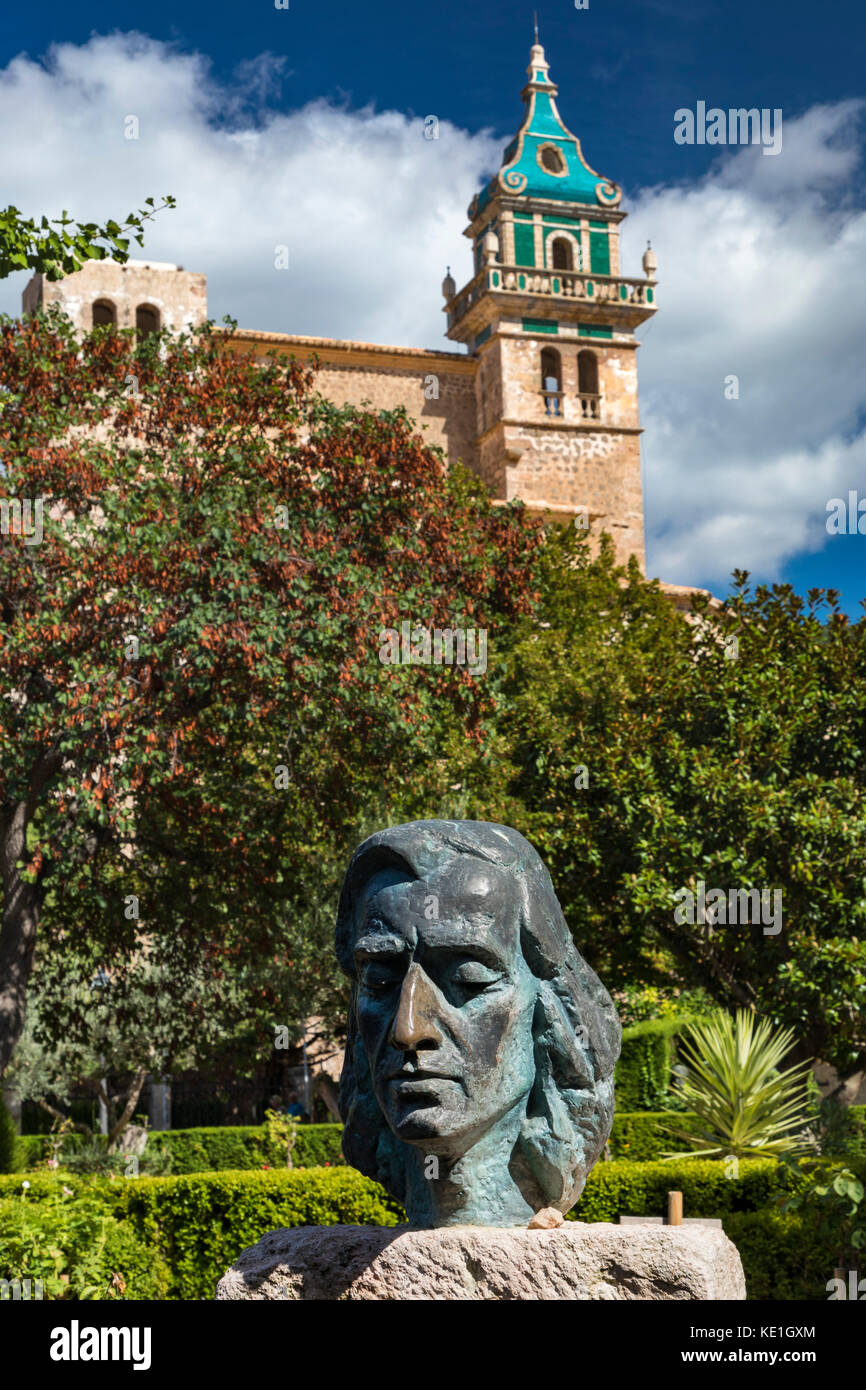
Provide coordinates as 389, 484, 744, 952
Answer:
448, 264, 657, 330
541, 390, 602, 421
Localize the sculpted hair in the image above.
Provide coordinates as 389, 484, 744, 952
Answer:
335, 820, 621, 1214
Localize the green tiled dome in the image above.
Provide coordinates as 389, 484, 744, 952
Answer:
472, 44, 621, 216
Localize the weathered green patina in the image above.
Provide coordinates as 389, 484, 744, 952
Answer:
336, 820, 621, 1228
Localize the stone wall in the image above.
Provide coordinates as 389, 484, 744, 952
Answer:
225, 330, 479, 472
20, 265, 648, 571
22, 259, 207, 334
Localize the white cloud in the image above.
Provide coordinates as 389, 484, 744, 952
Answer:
0, 33, 499, 346
622, 101, 866, 584
1, 34, 864, 589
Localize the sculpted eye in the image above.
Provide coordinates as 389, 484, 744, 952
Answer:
451, 962, 501, 994
360, 963, 401, 993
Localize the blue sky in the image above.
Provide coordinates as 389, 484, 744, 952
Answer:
1, 0, 864, 611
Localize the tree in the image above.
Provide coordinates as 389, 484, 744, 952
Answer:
496, 527, 866, 1087
0, 308, 541, 1076
0, 198, 176, 281
7, 950, 237, 1147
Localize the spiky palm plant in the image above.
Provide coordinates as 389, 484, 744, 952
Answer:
663, 1009, 814, 1160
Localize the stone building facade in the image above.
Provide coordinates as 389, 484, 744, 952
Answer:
21, 42, 656, 571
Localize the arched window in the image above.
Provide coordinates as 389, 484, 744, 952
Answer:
578, 349, 600, 418
551, 238, 573, 272
92, 300, 116, 328
136, 304, 160, 338
540, 347, 562, 417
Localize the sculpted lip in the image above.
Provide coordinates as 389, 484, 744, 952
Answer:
388, 1071, 458, 1083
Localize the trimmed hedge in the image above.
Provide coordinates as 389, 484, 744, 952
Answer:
112, 1168, 402, 1299
15, 1122, 346, 1174
722, 1209, 844, 1302
0, 1189, 171, 1300
2, 1159, 863, 1300
145, 1122, 345, 1173
15, 1107, 866, 1173
613, 1016, 694, 1110
609, 1110, 699, 1161
573, 1157, 816, 1222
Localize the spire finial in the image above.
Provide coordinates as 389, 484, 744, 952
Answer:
534, 11, 539, 43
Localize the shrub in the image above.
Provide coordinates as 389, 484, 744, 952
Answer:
3, 1159, 864, 1300
112, 1167, 404, 1299
609, 1111, 699, 1161
723, 1209, 840, 1301
144, 1122, 345, 1174
0, 1187, 170, 1299
614, 1017, 694, 1110
16, 1122, 347, 1174
664, 1010, 813, 1159
570, 1157, 817, 1223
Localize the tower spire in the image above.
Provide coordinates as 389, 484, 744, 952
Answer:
534, 11, 539, 43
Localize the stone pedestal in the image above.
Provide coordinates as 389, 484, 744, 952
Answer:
216, 1221, 746, 1301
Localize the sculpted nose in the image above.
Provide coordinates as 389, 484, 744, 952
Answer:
391, 963, 443, 1051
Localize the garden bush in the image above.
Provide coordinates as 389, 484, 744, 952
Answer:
609, 1111, 699, 1161
723, 1209, 841, 1301
14, 1122, 346, 1174
613, 1017, 695, 1110
571, 1157, 822, 1223
0, 1186, 170, 1299
2, 1158, 863, 1300
112, 1167, 403, 1298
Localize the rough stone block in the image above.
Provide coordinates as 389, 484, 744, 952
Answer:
215, 1221, 746, 1301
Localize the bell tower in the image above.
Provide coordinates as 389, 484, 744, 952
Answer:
444, 41, 657, 570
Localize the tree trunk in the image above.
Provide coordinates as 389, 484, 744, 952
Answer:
315, 1072, 342, 1121
0, 750, 61, 1078
107, 1067, 149, 1150
0, 808, 42, 1078
36, 1098, 91, 1134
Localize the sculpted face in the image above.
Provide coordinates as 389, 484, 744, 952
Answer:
353, 859, 537, 1156
337, 820, 622, 1228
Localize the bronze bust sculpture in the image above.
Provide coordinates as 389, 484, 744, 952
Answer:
336, 820, 621, 1227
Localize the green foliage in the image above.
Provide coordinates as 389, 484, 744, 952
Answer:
0, 1185, 170, 1299
614, 1016, 694, 1111
613, 984, 716, 1027
781, 1159, 866, 1267
14, 1122, 345, 1174
0, 1099, 23, 1173
0, 309, 542, 1077
0, 197, 176, 280
261, 1109, 299, 1168
723, 1209, 842, 1301
811, 1096, 866, 1158
609, 1110, 699, 1161
2, 1159, 862, 1300
498, 529, 866, 1083
572, 1156, 815, 1223
112, 1168, 403, 1299
59, 1136, 172, 1178
665, 1010, 813, 1159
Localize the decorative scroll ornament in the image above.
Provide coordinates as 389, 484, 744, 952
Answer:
502, 168, 528, 194
595, 180, 622, 207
